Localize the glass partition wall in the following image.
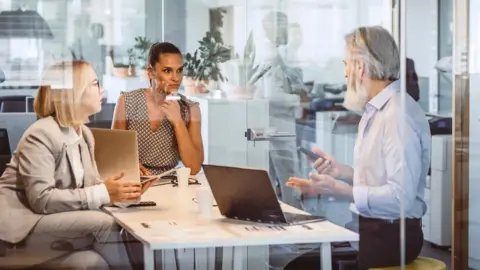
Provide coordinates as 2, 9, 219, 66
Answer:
171, 0, 440, 268
460, 0, 480, 269
2, 0, 477, 268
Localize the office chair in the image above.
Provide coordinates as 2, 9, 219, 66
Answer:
0, 95, 32, 113
27, 96, 34, 112
0, 100, 26, 112
86, 102, 115, 128
0, 128, 11, 175
332, 242, 358, 270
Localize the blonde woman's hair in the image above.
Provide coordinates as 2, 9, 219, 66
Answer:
34, 60, 92, 128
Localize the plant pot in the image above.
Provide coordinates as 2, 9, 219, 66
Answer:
223, 83, 257, 99
183, 77, 209, 96
128, 65, 136, 77
113, 65, 135, 78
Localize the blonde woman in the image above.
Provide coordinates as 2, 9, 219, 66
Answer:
0, 60, 147, 269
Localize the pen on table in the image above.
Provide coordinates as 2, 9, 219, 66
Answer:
302, 224, 313, 230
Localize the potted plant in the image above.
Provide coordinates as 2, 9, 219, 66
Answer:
127, 48, 136, 76
183, 31, 231, 96
131, 36, 153, 70
220, 31, 260, 99
110, 47, 137, 78
124, 36, 154, 78
112, 62, 132, 78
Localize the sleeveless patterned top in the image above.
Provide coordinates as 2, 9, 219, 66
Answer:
121, 89, 197, 175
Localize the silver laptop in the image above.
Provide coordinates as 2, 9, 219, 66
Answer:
90, 128, 140, 182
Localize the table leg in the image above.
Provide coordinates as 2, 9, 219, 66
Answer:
214, 247, 223, 270
247, 246, 269, 270
221, 247, 233, 270
143, 245, 155, 270
232, 246, 247, 270
320, 242, 332, 270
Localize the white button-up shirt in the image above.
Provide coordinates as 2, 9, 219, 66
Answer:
350, 81, 431, 219
68, 128, 110, 209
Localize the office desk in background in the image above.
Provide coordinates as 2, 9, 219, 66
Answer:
104, 175, 358, 270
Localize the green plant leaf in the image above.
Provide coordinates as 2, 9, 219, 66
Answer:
182, 30, 232, 82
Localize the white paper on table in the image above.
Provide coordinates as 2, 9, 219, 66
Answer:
226, 223, 325, 237
132, 220, 233, 241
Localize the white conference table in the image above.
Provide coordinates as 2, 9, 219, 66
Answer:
104, 175, 358, 270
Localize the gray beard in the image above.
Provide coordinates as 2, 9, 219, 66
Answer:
343, 81, 369, 114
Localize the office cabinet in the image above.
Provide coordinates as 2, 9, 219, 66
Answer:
424, 135, 452, 247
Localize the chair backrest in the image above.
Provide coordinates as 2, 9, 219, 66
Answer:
0, 113, 37, 152
0, 155, 9, 175
87, 103, 115, 129
26, 96, 34, 112
0, 128, 11, 175
0, 95, 31, 113
0, 100, 26, 112
95, 103, 116, 121
406, 58, 420, 102
0, 128, 11, 155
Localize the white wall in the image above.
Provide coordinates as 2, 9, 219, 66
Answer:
0, 0, 11, 9
404, 0, 438, 113
185, 0, 210, 53
85, 0, 146, 48
470, 0, 480, 73
405, 0, 438, 77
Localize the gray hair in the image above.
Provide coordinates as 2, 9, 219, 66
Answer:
345, 26, 400, 81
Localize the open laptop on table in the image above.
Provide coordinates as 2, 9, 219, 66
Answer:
202, 165, 326, 225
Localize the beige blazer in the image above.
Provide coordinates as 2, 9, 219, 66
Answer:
0, 116, 102, 244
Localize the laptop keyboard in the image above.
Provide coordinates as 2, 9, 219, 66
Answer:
284, 212, 326, 224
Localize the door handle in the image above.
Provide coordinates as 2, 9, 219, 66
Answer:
245, 128, 296, 141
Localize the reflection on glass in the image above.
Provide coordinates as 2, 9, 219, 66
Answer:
0, 0, 468, 269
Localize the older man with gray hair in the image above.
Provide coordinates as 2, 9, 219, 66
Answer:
287, 26, 431, 269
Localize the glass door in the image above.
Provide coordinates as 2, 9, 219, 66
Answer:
455, 0, 480, 269
437, 0, 454, 114
242, 0, 394, 220
452, 0, 471, 269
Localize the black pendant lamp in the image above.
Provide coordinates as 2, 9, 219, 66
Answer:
0, 8, 53, 39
